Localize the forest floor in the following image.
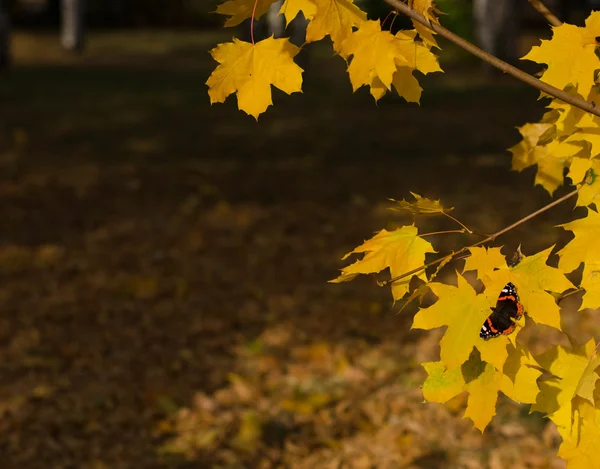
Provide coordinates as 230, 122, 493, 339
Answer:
0, 30, 593, 469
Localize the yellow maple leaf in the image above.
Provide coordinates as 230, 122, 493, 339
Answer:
567, 157, 600, 207
413, 274, 515, 371
280, 0, 317, 25
422, 345, 541, 432
409, 0, 441, 24
511, 135, 582, 195
464, 247, 507, 282
548, 99, 587, 139
206, 37, 303, 119
395, 30, 442, 73
558, 398, 600, 469
558, 209, 600, 310
522, 11, 600, 98
340, 20, 409, 93
368, 31, 441, 103
330, 225, 435, 302
565, 91, 600, 158
411, 20, 439, 49
502, 344, 543, 404
483, 246, 574, 330
534, 139, 582, 195
305, 0, 366, 51
568, 127, 600, 159
398, 282, 430, 313
421, 360, 466, 404
389, 191, 452, 216
215, 0, 278, 27
533, 339, 600, 431
509, 122, 554, 171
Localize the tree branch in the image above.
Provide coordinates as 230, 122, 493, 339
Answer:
528, 0, 562, 27
383, 0, 600, 118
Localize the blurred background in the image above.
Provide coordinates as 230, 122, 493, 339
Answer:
0, 1, 598, 468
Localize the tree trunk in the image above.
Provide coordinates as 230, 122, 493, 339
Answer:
0, 0, 10, 70
61, 0, 85, 52
473, 0, 521, 69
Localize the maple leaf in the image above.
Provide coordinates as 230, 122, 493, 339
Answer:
422, 345, 541, 432
509, 123, 554, 171
482, 246, 574, 329
567, 157, 600, 207
409, 0, 442, 24
464, 247, 506, 282
557, 398, 600, 469
368, 31, 442, 103
215, 0, 278, 27
399, 282, 430, 313
340, 20, 409, 94
279, 0, 317, 25
330, 225, 435, 302
510, 130, 582, 195
412, 274, 516, 371
534, 139, 582, 195
412, 20, 439, 49
421, 360, 466, 404
533, 339, 600, 431
389, 192, 452, 216
566, 91, 600, 157
305, 0, 366, 51
206, 37, 303, 119
558, 209, 600, 310
548, 98, 587, 139
522, 11, 600, 98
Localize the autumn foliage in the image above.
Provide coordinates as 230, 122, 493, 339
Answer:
206, 1, 600, 467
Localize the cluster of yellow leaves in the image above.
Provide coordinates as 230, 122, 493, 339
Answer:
422, 345, 541, 431
332, 188, 599, 468
511, 12, 600, 195
206, 0, 442, 118
340, 22, 442, 103
558, 209, 600, 311
206, 1, 600, 465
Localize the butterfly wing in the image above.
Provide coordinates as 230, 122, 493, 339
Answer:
479, 282, 524, 340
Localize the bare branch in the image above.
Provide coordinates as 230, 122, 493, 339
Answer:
528, 0, 562, 27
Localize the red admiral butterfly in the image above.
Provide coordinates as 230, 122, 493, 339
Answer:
479, 282, 524, 340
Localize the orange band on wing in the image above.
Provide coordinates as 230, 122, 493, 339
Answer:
497, 295, 516, 302
487, 317, 498, 333
502, 324, 516, 335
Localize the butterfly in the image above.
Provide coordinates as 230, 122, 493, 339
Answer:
479, 282, 524, 339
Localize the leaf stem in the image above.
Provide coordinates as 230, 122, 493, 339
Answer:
250, 0, 260, 44
528, 0, 562, 27
557, 288, 584, 304
383, 0, 600, 118
380, 185, 582, 287
381, 9, 397, 29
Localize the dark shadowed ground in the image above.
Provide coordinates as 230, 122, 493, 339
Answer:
0, 31, 589, 469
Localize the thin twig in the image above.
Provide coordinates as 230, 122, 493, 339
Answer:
528, 0, 562, 27
419, 229, 466, 237
383, 0, 600, 118
441, 211, 472, 233
380, 186, 581, 287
